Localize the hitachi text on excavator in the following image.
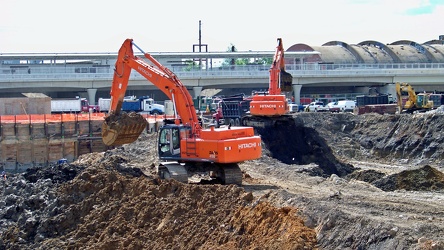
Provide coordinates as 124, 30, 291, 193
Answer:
101, 39, 262, 185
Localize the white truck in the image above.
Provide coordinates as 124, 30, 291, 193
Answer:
51, 97, 100, 113
98, 96, 165, 114
306, 101, 329, 112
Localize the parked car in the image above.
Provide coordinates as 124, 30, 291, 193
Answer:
327, 101, 341, 113
306, 101, 329, 112
288, 102, 305, 113
337, 100, 356, 112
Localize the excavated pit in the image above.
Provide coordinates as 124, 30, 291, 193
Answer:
2, 112, 444, 249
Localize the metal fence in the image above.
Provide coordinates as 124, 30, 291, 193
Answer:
1, 63, 444, 82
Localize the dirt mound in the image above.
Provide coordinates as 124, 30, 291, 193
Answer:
373, 165, 444, 191
1, 149, 316, 249
346, 165, 444, 191
255, 116, 356, 177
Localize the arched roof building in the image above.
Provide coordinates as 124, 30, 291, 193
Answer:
287, 35, 444, 64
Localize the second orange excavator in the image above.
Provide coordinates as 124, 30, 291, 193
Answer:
242, 38, 294, 127
101, 39, 262, 185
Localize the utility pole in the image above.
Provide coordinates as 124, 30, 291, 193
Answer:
193, 20, 208, 67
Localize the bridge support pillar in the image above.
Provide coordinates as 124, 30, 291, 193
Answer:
355, 86, 369, 94
380, 83, 396, 102
192, 87, 203, 99
292, 84, 302, 104
87, 88, 97, 105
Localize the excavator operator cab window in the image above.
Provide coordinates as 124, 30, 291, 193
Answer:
159, 127, 181, 157
417, 95, 424, 107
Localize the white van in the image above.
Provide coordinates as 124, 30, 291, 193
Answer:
337, 100, 356, 112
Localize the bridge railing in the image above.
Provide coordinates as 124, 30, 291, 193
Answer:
1, 63, 444, 82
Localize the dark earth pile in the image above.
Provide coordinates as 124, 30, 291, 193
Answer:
297, 112, 444, 166
255, 116, 356, 177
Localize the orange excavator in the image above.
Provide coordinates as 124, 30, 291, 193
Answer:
242, 38, 293, 126
101, 39, 262, 184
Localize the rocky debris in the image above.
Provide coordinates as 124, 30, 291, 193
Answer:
297, 112, 444, 167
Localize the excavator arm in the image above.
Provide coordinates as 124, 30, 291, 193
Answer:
249, 38, 292, 117
102, 39, 201, 145
269, 38, 293, 95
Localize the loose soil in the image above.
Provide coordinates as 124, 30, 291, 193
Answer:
1, 111, 444, 249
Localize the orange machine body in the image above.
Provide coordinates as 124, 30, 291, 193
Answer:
249, 38, 291, 117
108, 39, 261, 164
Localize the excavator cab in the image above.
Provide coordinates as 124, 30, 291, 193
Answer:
417, 94, 426, 108
158, 125, 182, 159
416, 93, 433, 109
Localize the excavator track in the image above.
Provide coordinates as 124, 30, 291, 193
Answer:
102, 112, 148, 146
157, 162, 242, 185
158, 163, 189, 183
221, 164, 243, 185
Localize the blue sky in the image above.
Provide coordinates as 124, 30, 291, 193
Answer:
1, 0, 443, 53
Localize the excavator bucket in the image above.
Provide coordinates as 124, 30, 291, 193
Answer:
280, 70, 293, 92
102, 112, 148, 146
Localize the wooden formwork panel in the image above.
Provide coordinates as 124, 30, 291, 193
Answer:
32, 138, 48, 165
16, 123, 30, 138
91, 139, 110, 153
78, 140, 92, 155
78, 120, 91, 136
62, 121, 77, 136
31, 123, 47, 139
91, 120, 103, 133
1, 139, 17, 162
47, 122, 62, 135
48, 139, 63, 163
63, 139, 77, 162
17, 140, 32, 165
1, 123, 16, 137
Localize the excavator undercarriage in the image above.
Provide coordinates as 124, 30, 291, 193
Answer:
158, 162, 243, 185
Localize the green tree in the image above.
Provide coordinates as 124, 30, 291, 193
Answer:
222, 43, 272, 66
183, 59, 199, 71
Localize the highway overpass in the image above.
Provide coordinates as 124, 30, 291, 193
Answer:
1, 52, 444, 104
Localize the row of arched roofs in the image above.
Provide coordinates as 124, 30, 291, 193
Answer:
287, 35, 444, 64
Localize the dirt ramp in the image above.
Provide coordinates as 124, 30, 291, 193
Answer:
255, 117, 355, 177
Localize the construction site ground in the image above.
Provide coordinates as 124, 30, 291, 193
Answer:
1, 111, 444, 249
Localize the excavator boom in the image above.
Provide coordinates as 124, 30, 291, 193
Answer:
102, 39, 262, 184
102, 39, 201, 145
